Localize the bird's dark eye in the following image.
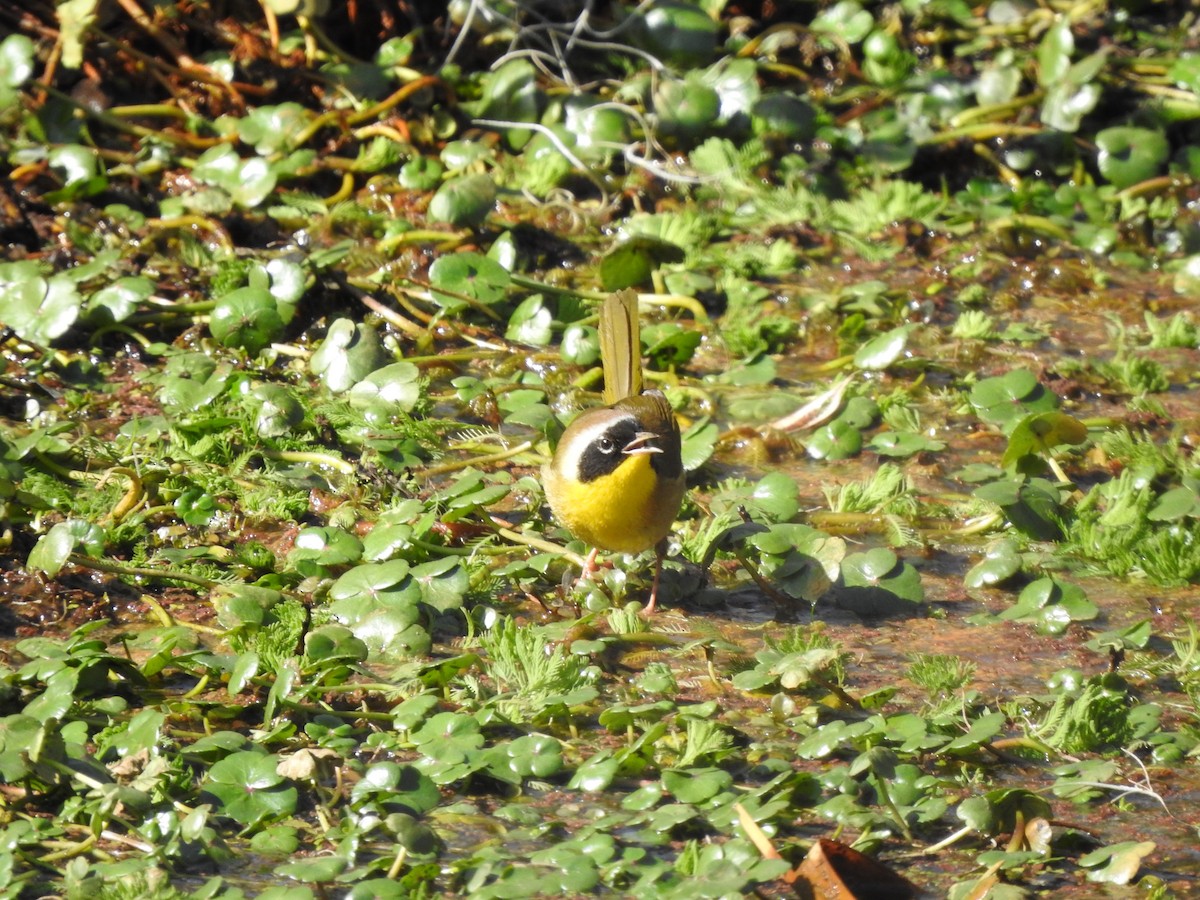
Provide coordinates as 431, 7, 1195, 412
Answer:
596, 436, 616, 453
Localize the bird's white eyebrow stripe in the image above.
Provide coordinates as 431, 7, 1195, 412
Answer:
563, 412, 638, 479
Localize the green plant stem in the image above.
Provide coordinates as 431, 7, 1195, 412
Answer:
495, 526, 587, 569
1115, 174, 1189, 201
144, 296, 219, 314
509, 274, 604, 300
408, 539, 477, 558
918, 823, 974, 855
401, 350, 508, 366
924, 123, 1044, 146
872, 776, 915, 842
109, 103, 192, 120
181, 673, 211, 699
260, 449, 356, 476
89, 322, 153, 349
990, 735, 1058, 755
986, 214, 1073, 241
813, 675, 864, 712
386, 845, 409, 880
807, 511, 892, 533
67, 553, 223, 589
396, 280, 503, 322
37, 832, 98, 864
376, 230, 468, 255
421, 440, 535, 476
33, 450, 79, 481
948, 92, 1045, 129
290, 75, 442, 148
733, 549, 803, 607
146, 215, 235, 250
1047, 455, 1071, 484
140, 592, 226, 635
941, 511, 1005, 537
36, 83, 196, 147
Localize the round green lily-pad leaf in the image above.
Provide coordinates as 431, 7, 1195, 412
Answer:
237, 102, 311, 155
562, 96, 631, 162
568, 752, 618, 791
811, 0, 874, 44
807, 419, 863, 459
969, 369, 1058, 429
203, 750, 298, 827
412, 711, 484, 764
210, 286, 284, 355
440, 139, 491, 170
0, 34, 35, 98
642, 321, 701, 366
347, 361, 422, 422
410, 556, 469, 612
839, 396, 879, 429
249, 824, 300, 858
561, 322, 600, 366
868, 431, 945, 457
384, 812, 441, 855
653, 76, 721, 142
329, 559, 416, 603
304, 624, 369, 665
1148, 485, 1200, 521
332, 602, 430, 661
854, 325, 911, 371
249, 383, 304, 437
976, 63, 1021, 106
974, 478, 1064, 540
27, 518, 107, 577
1080, 840, 1157, 886
290, 526, 364, 567
211, 584, 283, 630
344, 880, 410, 900
47, 144, 108, 200
506, 294, 553, 345
428, 173, 496, 228
751, 92, 817, 141
174, 486, 218, 526
957, 795, 998, 834
429, 251, 510, 311
1002, 411, 1088, 469
834, 547, 924, 613
632, 0, 719, 68
275, 856, 349, 883
1096, 126, 1169, 189
964, 538, 1022, 589
400, 155, 443, 190
484, 734, 564, 783
470, 59, 541, 144
0, 262, 80, 346
662, 766, 734, 804
309, 317, 385, 393
84, 275, 153, 326
1000, 576, 1098, 635
600, 235, 685, 291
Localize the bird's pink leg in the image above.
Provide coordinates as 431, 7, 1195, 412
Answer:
642, 544, 665, 616
581, 546, 600, 580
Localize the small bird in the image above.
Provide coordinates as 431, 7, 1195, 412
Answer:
543, 290, 686, 614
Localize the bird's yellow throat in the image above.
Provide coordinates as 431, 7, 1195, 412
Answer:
547, 450, 668, 554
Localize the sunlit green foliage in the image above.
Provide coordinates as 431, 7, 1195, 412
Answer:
1, 0, 1198, 895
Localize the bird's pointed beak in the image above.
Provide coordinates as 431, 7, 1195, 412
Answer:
623, 431, 663, 455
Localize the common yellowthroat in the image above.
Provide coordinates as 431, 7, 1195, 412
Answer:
543, 290, 686, 614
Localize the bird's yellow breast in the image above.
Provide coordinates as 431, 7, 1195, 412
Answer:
544, 452, 680, 554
